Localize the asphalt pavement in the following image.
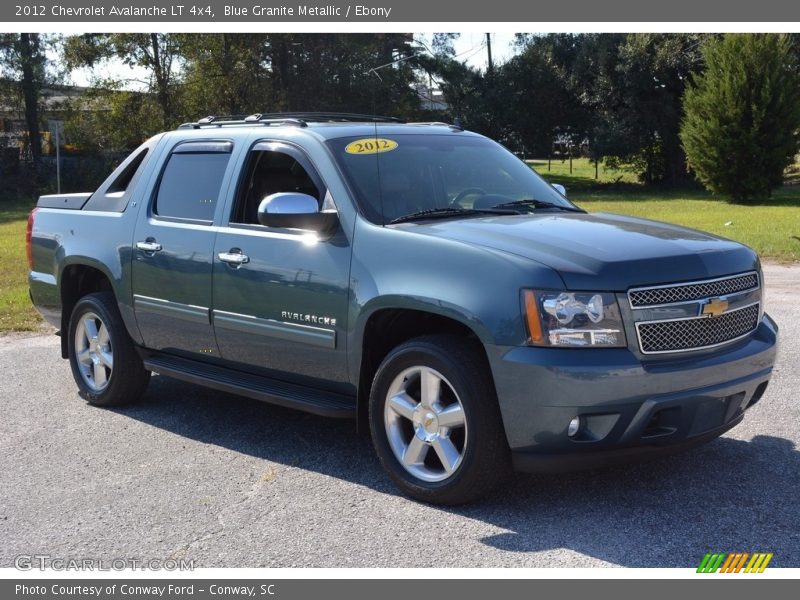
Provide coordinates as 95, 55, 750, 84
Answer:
1, 264, 798, 568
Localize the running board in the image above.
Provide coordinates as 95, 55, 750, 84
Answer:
142, 354, 356, 418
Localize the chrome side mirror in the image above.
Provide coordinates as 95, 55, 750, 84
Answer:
257, 192, 338, 236
552, 183, 567, 197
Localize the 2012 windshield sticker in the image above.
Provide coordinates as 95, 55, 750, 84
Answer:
345, 138, 399, 155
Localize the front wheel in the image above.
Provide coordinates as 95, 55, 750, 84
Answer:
369, 335, 511, 504
68, 292, 150, 407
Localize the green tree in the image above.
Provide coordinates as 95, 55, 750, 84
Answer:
569, 33, 705, 184
178, 34, 421, 118
177, 34, 271, 117
501, 35, 592, 156
507, 34, 706, 183
0, 33, 48, 162
681, 34, 800, 203
61, 88, 162, 152
267, 34, 420, 116
64, 34, 183, 129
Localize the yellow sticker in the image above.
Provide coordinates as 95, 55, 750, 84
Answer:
345, 138, 398, 155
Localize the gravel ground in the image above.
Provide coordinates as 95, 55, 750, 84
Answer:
1, 263, 798, 568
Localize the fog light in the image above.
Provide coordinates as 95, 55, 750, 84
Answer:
567, 416, 581, 437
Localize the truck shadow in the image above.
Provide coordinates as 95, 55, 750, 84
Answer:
117, 374, 798, 568
477, 433, 798, 567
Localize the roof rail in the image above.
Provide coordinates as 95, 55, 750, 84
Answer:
407, 121, 464, 131
177, 115, 308, 129
177, 112, 405, 129
253, 112, 405, 123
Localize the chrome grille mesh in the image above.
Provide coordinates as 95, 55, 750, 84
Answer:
629, 273, 758, 307
637, 304, 760, 354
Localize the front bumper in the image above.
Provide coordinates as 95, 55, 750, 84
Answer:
486, 314, 778, 473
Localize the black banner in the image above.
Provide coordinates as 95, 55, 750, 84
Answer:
4, 0, 800, 22
3, 579, 798, 600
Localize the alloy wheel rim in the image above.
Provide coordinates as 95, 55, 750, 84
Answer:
384, 366, 467, 483
74, 311, 113, 392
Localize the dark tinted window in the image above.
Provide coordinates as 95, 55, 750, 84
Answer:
155, 152, 230, 221
233, 150, 322, 225
107, 149, 148, 194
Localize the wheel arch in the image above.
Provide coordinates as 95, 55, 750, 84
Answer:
58, 262, 116, 359
353, 302, 495, 429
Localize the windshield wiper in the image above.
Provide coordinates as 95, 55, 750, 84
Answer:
491, 199, 584, 213
389, 206, 518, 224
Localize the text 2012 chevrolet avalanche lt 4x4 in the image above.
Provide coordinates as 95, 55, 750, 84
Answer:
27, 113, 778, 504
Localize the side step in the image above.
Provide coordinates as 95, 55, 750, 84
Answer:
143, 354, 356, 418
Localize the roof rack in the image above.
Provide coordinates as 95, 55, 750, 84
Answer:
253, 112, 405, 123
177, 115, 308, 129
407, 121, 464, 131
177, 112, 405, 130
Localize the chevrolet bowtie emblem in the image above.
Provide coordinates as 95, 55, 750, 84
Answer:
702, 298, 729, 318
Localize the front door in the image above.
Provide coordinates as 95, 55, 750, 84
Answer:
211, 142, 352, 391
131, 140, 234, 357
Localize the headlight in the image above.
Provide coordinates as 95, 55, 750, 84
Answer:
523, 290, 626, 347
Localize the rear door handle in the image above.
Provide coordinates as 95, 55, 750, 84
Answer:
218, 250, 250, 266
136, 240, 162, 252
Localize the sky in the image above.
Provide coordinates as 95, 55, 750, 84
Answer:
449, 32, 518, 70
67, 32, 521, 90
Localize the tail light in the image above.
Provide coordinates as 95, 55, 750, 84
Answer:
26, 208, 37, 270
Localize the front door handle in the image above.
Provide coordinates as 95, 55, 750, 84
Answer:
136, 240, 162, 253
218, 249, 250, 266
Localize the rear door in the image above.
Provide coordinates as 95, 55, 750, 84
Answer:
131, 139, 235, 357
211, 141, 352, 392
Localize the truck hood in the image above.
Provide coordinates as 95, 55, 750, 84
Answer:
397, 212, 758, 290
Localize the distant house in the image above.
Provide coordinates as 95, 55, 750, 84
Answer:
0, 83, 93, 159
413, 82, 448, 112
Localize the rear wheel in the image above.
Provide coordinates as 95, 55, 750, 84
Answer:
369, 335, 511, 504
68, 292, 150, 406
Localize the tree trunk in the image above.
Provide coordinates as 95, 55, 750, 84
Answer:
269, 35, 291, 111
18, 33, 42, 163
149, 34, 173, 129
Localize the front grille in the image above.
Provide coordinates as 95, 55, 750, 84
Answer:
629, 272, 758, 307
637, 303, 760, 354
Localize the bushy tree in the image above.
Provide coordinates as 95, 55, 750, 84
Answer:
580, 33, 705, 184
681, 34, 800, 203
62, 88, 163, 152
501, 37, 591, 157
485, 33, 704, 183
64, 34, 183, 130
0, 33, 49, 162
178, 34, 271, 117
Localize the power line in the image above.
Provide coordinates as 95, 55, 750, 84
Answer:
365, 36, 487, 82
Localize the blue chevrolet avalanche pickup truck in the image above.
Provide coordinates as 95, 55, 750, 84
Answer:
27, 113, 778, 504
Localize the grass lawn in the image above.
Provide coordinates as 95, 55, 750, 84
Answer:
0, 196, 41, 333
531, 158, 800, 263
528, 157, 641, 187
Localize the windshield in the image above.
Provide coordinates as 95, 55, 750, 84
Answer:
327, 133, 578, 224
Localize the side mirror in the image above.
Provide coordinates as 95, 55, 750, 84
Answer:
257, 192, 338, 236
552, 183, 567, 197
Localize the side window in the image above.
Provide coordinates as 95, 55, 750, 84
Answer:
107, 149, 148, 195
155, 143, 232, 222
233, 149, 323, 225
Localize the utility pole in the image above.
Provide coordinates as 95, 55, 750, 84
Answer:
486, 33, 493, 73
55, 125, 61, 194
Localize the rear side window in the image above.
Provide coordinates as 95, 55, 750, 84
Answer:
155, 142, 232, 222
107, 149, 148, 195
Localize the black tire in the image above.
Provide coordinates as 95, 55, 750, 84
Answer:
67, 291, 150, 407
369, 334, 512, 505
